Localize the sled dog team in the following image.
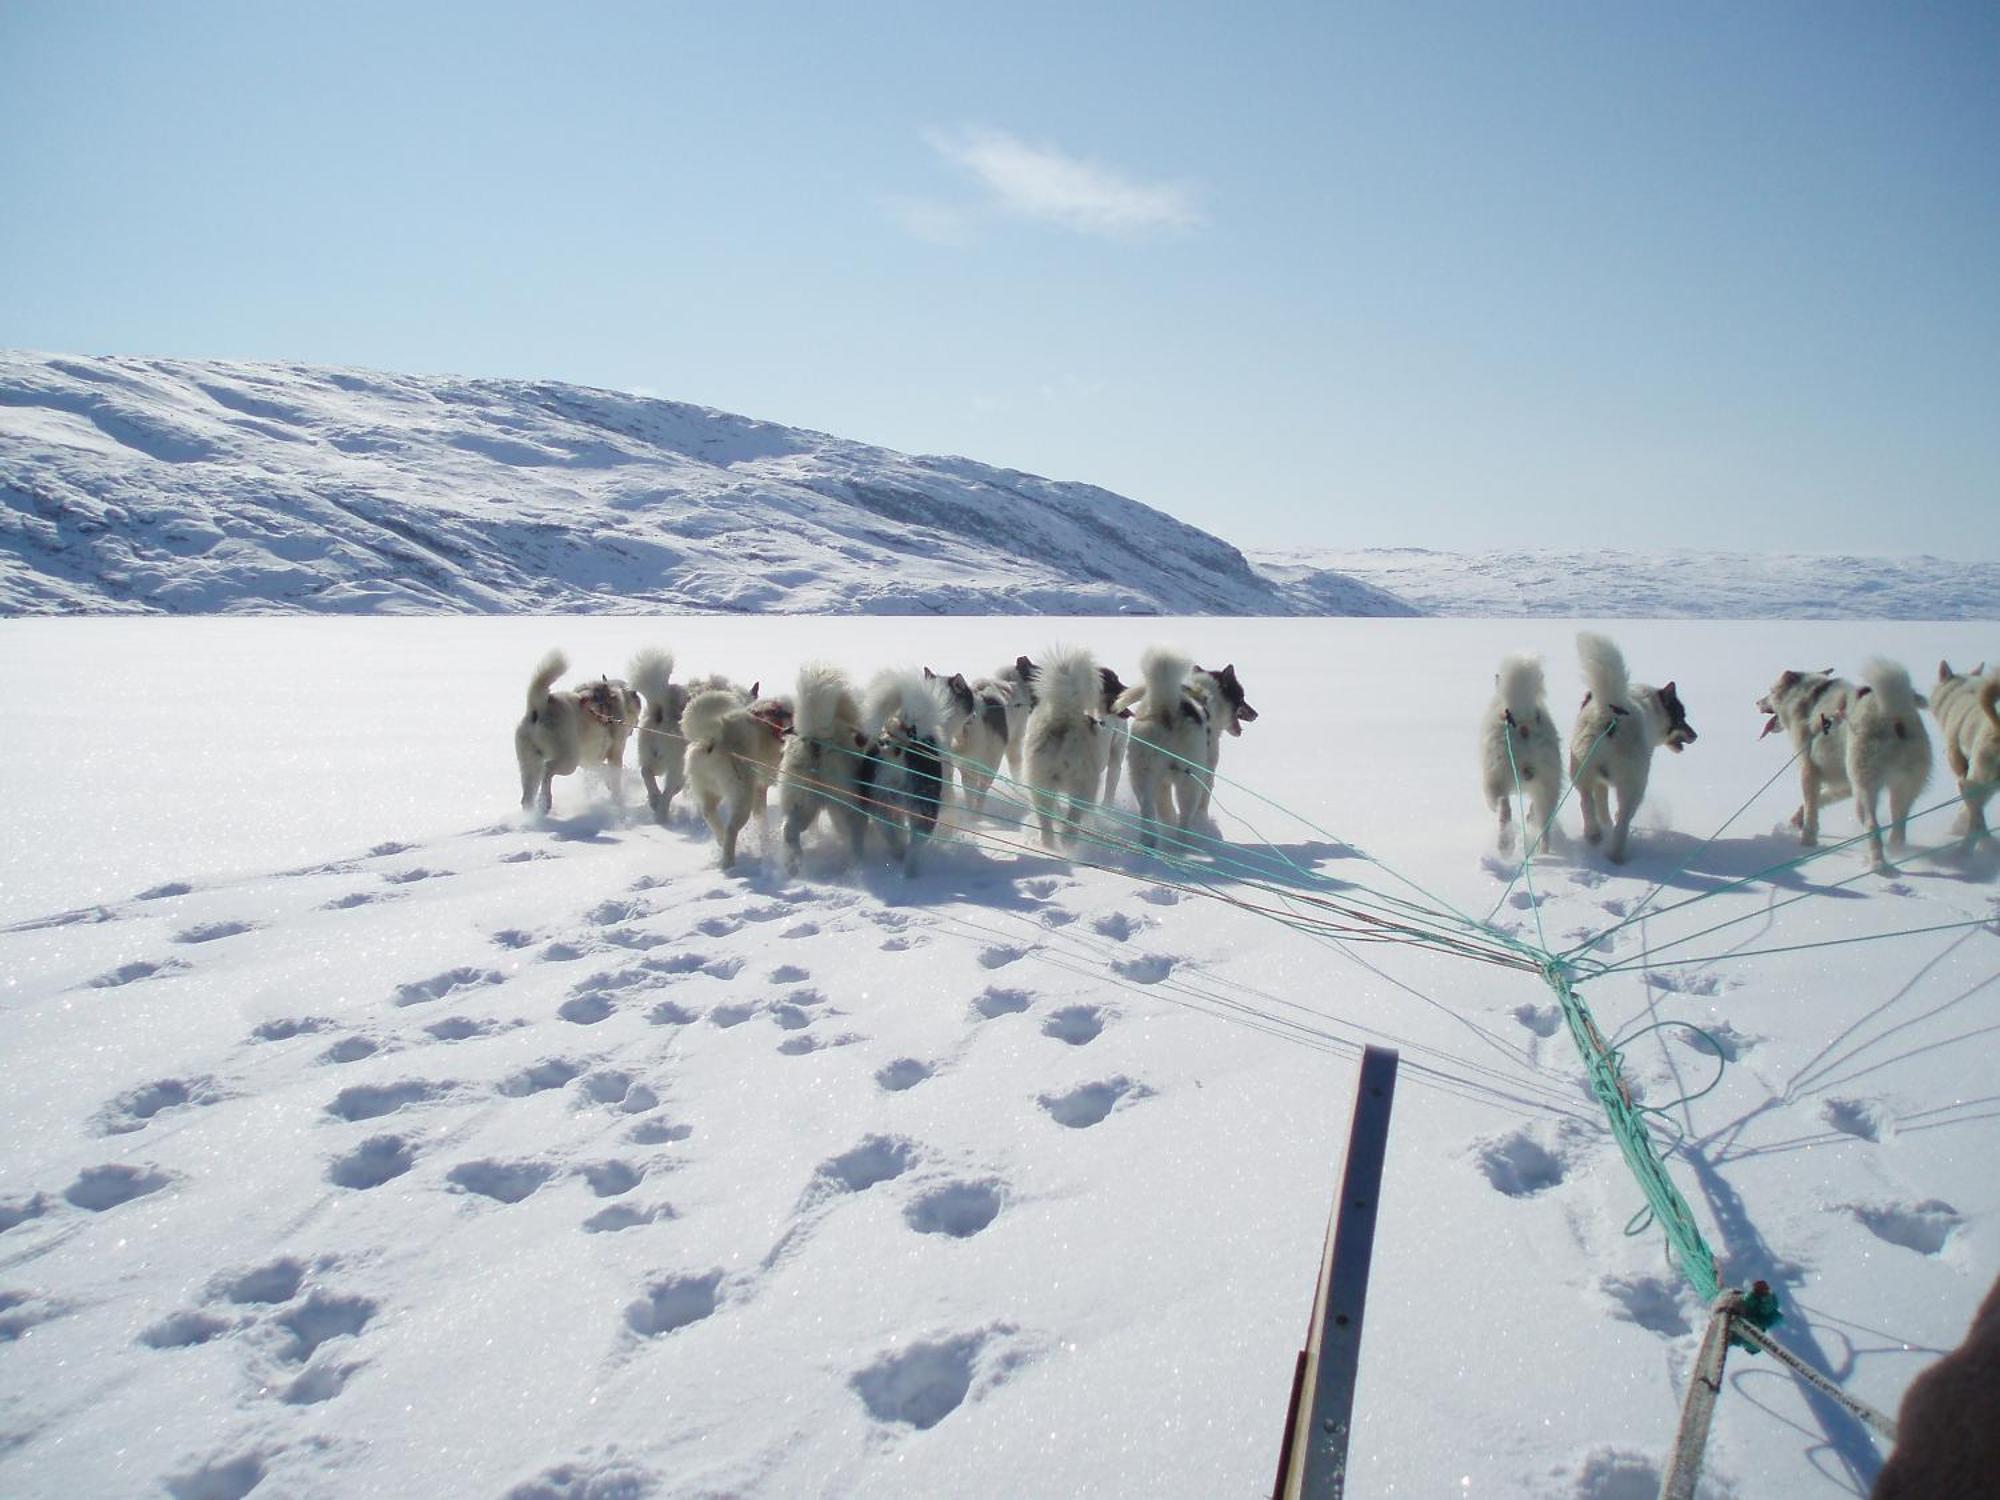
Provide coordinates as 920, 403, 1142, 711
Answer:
1482, 633, 2000, 872
515, 645, 1256, 873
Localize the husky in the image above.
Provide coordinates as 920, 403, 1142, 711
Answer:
991, 656, 1039, 777
947, 671, 1014, 814
514, 650, 641, 815
1760, 661, 1929, 871
682, 688, 791, 869
629, 648, 689, 822
1480, 655, 1562, 855
863, 672, 953, 873
1096, 666, 1133, 801
1023, 647, 1110, 849
1932, 661, 2000, 848
1568, 634, 1696, 863
1115, 651, 1259, 842
776, 663, 870, 874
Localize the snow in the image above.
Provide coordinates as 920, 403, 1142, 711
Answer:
0, 353, 1296, 618
1252, 546, 2000, 621
3, 615, 1996, 1499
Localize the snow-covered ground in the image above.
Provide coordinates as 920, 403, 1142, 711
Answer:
3, 616, 1996, 1499
1251, 547, 2000, 621
0, 352, 1305, 618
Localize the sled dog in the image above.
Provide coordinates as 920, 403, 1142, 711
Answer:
1931, 661, 2000, 849
863, 671, 953, 873
682, 687, 791, 869
1115, 651, 1259, 842
1480, 655, 1562, 855
1023, 647, 1109, 849
941, 670, 1012, 814
515, 650, 641, 814
776, 663, 870, 873
1568, 634, 1696, 863
1758, 662, 1932, 869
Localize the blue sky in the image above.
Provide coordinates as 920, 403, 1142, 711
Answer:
3, 1, 1995, 558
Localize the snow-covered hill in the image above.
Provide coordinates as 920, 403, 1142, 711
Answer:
1253, 545, 2000, 620
0, 352, 1331, 617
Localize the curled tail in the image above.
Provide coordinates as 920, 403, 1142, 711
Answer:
680, 688, 742, 748
1495, 654, 1547, 720
867, 670, 950, 741
794, 662, 859, 741
1860, 659, 1924, 719
1980, 676, 2000, 734
1034, 646, 1102, 717
1576, 633, 1628, 708
628, 648, 675, 708
527, 649, 567, 713
1134, 645, 1192, 718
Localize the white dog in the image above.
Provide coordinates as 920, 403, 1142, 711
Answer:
629, 648, 688, 822
1932, 661, 2000, 849
1023, 647, 1110, 850
943, 671, 1013, 815
1115, 649, 1259, 844
1481, 654, 1562, 855
777, 663, 870, 873
1569, 633, 1697, 863
862, 671, 953, 873
515, 650, 641, 814
682, 687, 790, 869
991, 656, 1038, 777
1759, 662, 1932, 870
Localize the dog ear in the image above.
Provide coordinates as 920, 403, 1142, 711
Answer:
1780, 669, 1801, 689
1915, 692, 1929, 708
1939, 660, 1953, 682
1663, 681, 1676, 696
923, 667, 936, 680
748, 680, 760, 700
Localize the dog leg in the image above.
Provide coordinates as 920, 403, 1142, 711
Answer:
1578, 776, 1603, 846
1495, 795, 1516, 855
1855, 782, 1891, 872
724, 795, 756, 871
1528, 783, 1560, 855
537, 768, 555, 816
699, 791, 734, 869
1888, 781, 1916, 853
1798, 766, 1821, 847
781, 803, 814, 875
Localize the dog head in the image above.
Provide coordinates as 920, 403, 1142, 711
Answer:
578, 679, 627, 726
1097, 665, 1128, 716
1658, 681, 1696, 752
1199, 664, 1258, 737
749, 695, 795, 738
924, 667, 977, 719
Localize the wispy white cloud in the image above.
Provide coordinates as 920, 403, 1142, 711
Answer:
921, 127, 1204, 237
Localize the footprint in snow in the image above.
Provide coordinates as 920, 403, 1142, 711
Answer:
328, 1136, 414, 1190
142, 1309, 237, 1349
781, 921, 820, 939
625, 1272, 722, 1338
1841, 1199, 1961, 1256
769, 964, 811, 983
1090, 913, 1140, 941
849, 1329, 1021, 1431
770, 1002, 815, 1031
504, 1460, 662, 1499
275, 1291, 375, 1362
319, 1036, 380, 1065
423, 1016, 508, 1042
1039, 1078, 1147, 1129
323, 890, 394, 910
173, 920, 256, 944
1512, 1003, 1562, 1039
977, 945, 1027, 970
499, 848, 554, 864
801, 1136, 919, 1207
448, 1160, 555, 1204
326, 1079, 449, 1121
89, 957, 189, 989
1822, 1097, 1888, 1143
1598, 1274, 1692, 1338
696, 915, 743, 938
1644, 969, 1726, 998
557, 994, 615, 1025
1041, 1006, 1106, 1046
95, 1076, 225, 1134
583, 1203, 674, 1234
391, 967, 503, 1008
626, 1117, 692, 1146
138, 881, 194, 900
875, 1058, 935, 1092
213, 1258, 307, 1305
973, 986, 1031, 1019
162, 1452, 268, 1500
368, 841, 414, 858
709, 1002, 758, 1028
779, 1032, 861, 1056
252, 1016, 334, 1042
580, 1161, 643, 1198
1471, 1125, 1579, 1198
903, 1181, 1004, 1239
1039, 909, 1079, 929
1, 1195, 54, 1234
580, 1071, 658, 1113
64, 1164, 172, 1211
1110, 954, 1174, 985
646, 1000, 699, 1027
381, 867, 451, 884
497, 1059, 584, 1097
1136, 886, 1180, 906
491, 928, 539, 949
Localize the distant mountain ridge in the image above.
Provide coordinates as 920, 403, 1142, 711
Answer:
2, 352, 1414, 617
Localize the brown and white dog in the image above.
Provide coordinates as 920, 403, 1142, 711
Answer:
1931, 661, 2000, 849
515, 650, 642, 815
682, 686, 792, 869
1569, 633, 1696, 863
1023, 647, 1111, 850
1759, 661, 1932, 871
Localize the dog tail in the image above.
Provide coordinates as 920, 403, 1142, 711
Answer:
867, 670, 950, 742
680, 687, 742, 749
1133, 645, 1192, 717
628, 648, 675, 709
527, 649, 566, 713
1576, 633, 1628, 708
1980, 676, 2000, 733
1033, 646, 1102, 717
1860, 659, 1924, 720
794, 662, 859, 741
1495, 654, 1546, 720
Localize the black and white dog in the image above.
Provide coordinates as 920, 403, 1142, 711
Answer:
861, 671, 953, 873
1115, 649, 1258, 844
